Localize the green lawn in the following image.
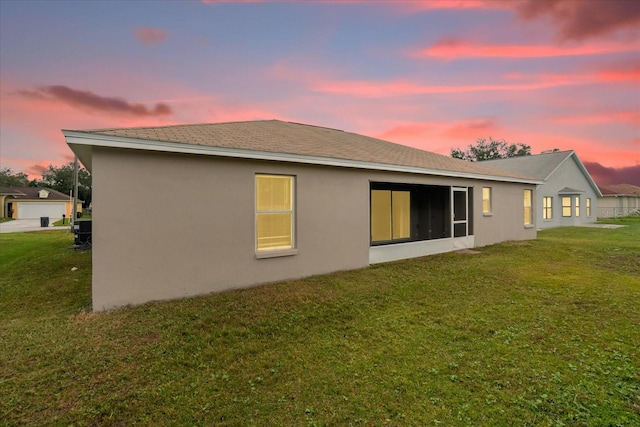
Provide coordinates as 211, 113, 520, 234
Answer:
1, 221, 639, 426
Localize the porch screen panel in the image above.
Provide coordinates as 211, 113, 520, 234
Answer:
371, 189, 410, 242
453, 191, 467, 220
256, 175, 294, 251
371, 190, 392, 241
392, 191, 410, 239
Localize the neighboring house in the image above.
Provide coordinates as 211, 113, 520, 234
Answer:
597, 184, 640, 218
482, 150, 602, 229
63, 120, 541, 311
0, 187, 81, 219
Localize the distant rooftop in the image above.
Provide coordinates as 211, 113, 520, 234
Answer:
480, 150, 575, 181
0, 187, 70, 200
481, 150, 602, 197
599, 183, 640, 196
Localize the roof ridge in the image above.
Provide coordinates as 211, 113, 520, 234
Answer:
70, 119, 284, 133
285, 121, 344, 132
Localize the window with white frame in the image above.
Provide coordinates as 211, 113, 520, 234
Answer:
586, 198, 591, 217
524, 189, 533, 226
575, 196, 580, 217
562, 196, 572, 217
482, 187, 492, 214
543, 196, 553, 220
256, 174, 295, 252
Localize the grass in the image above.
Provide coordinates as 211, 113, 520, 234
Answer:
1, 220, 639, 426
52, 214, 91, 227
0, 217, 14, 223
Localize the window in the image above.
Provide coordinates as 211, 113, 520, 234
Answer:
562, 196, 572, 217
586, 198, 591, 217
482, 187, 492, 214
256, 175, 294, 252
543, 196, 553, 220
371, 189, 410, 242
575, 196, 580, 217
524, 189, 533, 226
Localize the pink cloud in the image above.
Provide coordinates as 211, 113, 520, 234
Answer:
19, 85, 173, 117
1, 78, 183, 177
415, 38, 636, 60
442, 118, 500, 140
515, 0, 640, 41
312, 75, 582, 98
551, 111, 639, 127
133, 27, 168, 45
371, 117, 638, 171
266, 60, 609, 100
26, 163, 48, 178
201, 0, 263, 3
375, 118, 501, 150
596, 62, 640, 83
584, 162, 640, 186
393, 0, 508, 13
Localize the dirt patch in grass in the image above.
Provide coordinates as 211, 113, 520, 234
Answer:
455, 249, 481, 254
601, 254, 640, 275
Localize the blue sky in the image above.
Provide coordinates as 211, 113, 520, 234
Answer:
1, 0, 639, 184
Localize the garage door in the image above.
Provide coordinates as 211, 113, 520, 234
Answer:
17, 202, 66, 219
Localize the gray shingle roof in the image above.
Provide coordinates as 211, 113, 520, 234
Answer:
599, 183, 640, 196
480, 150, 603, 196
65, 120, 536, 182
480, 151, 574, 181
558, 187, 584, 194
0, 187, 70, 200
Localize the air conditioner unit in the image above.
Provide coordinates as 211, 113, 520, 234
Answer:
73, 220, 92, 246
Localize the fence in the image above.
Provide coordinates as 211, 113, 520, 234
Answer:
597, 207, 640, 218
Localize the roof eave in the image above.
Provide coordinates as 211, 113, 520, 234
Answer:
62, 130, 542, 185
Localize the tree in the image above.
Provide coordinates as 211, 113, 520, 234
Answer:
0, 167, 31, 187
34, 162, 92, 206
451, 138, 531, 162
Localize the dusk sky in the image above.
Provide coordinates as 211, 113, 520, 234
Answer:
1, 0, 639, 185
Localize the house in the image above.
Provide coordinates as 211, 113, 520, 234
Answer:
597, 183, 640, 218
0, 186, 81, 220
481, 151, 602, 229
63, 120, 541, 311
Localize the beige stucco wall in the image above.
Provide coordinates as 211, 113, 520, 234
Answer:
536, 157, 600, 228
92, 147, 536, 311
92, 148, 371, 311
